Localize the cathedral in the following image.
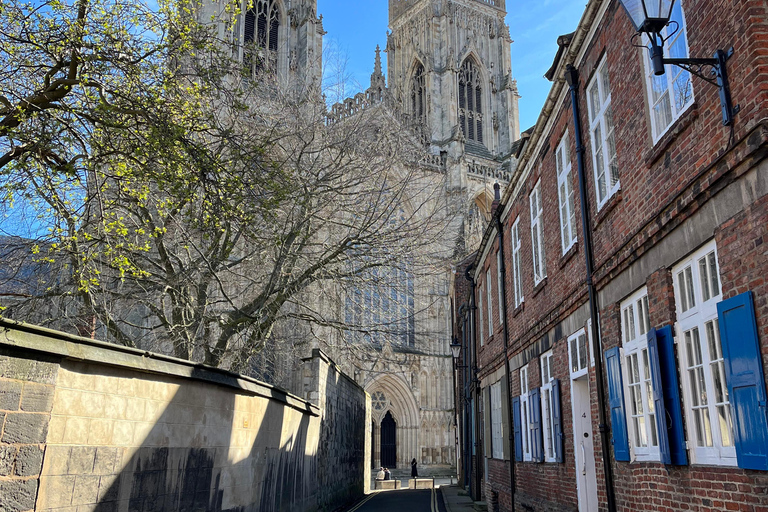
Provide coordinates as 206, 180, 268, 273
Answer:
209, 0, 521, 470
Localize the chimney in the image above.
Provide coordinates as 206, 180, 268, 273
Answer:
491, 182, 501, 216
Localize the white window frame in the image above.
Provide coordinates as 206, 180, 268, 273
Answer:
568, 329, 589, 379
478, 284, 484, 345
511, 218, 524, 308
587, 57, 620, 209
491, 381, 504, 459
520, 365, 531, 461
540, 351, 557, 462
620, 287, 660, 462
486, 268, 493, 339
556, 133, 577, 253
673, 241, 735, 466
642, 0, 694, 142
497, 251, 504, 325
530, 180, 546, 285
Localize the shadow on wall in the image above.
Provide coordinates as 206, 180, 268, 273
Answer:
315, 361, 366, 510
42, 362, 317, 512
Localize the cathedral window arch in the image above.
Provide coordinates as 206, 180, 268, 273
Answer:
458, 58, 484, 144
410, 62, 427, 124
243, 0, 280, 74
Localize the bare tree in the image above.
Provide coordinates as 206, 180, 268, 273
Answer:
0, 0, 454, 373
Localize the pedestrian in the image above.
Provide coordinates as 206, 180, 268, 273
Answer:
411, 458, 418, 478
384, 467, 391, 480
376, 467, 385, 480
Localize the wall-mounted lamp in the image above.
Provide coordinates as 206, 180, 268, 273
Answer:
450, 338, 467, 369
618, 0, 739, 126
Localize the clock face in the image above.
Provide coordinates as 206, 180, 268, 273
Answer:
372, 391, 388, 411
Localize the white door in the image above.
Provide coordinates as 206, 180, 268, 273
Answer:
571, 376, 599, 512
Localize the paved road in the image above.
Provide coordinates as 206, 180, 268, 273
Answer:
344, 488, 448, 512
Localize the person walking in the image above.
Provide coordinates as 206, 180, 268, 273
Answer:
411, 458, 418, 478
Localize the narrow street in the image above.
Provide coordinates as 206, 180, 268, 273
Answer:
345, 489, 448, 512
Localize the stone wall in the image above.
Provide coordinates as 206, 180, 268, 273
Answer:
0, 319, 369, 512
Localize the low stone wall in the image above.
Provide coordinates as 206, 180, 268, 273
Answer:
0, 319, 369, 512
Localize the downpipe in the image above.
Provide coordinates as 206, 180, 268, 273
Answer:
464, 265, 482, 502
494, 189, 517, 512
565, 64, 618, 512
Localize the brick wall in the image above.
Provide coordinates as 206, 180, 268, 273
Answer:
465, 0, 768, 508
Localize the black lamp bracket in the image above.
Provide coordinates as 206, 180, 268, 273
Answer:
664, 48, 733, 87
635, 26, 740, 127
664, 47, 740, 126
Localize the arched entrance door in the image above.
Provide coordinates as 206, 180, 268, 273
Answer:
381, 411, 397, 468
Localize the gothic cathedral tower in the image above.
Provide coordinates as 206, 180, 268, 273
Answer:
386, 0, 520, 191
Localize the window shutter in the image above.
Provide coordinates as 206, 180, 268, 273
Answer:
501, 377, 511, 460
529, 387, 543, 462
647, 326, 688, 465
552, 379, 564, 463
717, 291, 768, 471
604, 347, 630, 461
513, 396, 522, 461
484, 387, 492, 457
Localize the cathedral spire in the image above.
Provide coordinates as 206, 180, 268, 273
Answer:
371, 45, 384, 83
370, 45, 386, 92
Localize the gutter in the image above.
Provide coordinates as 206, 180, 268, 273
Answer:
499, 0, 603, 211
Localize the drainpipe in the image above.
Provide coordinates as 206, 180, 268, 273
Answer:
464, 265, 482, 502
493, 183, 517, 512
457, 304, 469, 487
565, 64, 617, 512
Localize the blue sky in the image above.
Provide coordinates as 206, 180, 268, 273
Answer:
317, 0, 588, 131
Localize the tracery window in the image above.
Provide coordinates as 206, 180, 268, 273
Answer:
458, 59, 484, 144
244, 0, 280, 74
411, 63, 427, 123
345, 261, 415, 347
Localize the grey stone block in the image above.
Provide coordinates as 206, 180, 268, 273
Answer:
68, 446, 97, 475
0, 445, 16, 476
21, 383, 55, 413
1, 413, 48, 444
0, 478, 39, 511
15, 445, 44, 477
0, 354, 59, 385
94, 447, 119, 475
0, 380, 22, 411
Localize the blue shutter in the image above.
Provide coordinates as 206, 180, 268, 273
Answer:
647, 326, 688, 465
604, 347, 630, 462
513, 396, 522, 461
529, 387, 544, 462
718, 291, 768, 471
552, 379, 564, 463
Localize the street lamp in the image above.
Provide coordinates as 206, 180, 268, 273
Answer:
618, 0, 739, 126
450, 338, 462, 360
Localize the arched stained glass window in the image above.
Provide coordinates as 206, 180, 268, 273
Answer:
458, 59, 484, 144
411, 63, 427, 124
244, 0, 280, 74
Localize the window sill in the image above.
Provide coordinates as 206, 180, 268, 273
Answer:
513, 302, 525, 318
532, 277, 548, 298
595, 189, 623, 227
643, 103, 699, 167
559, 242, 580, 268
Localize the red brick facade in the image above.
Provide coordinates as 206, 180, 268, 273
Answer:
452, 0, 768, 509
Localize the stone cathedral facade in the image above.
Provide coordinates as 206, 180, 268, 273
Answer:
209, 0, 521, 469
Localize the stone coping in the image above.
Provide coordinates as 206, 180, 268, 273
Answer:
0, 317, 320, 417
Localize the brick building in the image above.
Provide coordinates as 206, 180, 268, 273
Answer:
451, 0, 768, 510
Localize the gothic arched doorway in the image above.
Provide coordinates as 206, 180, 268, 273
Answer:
381, 411, 397, 468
